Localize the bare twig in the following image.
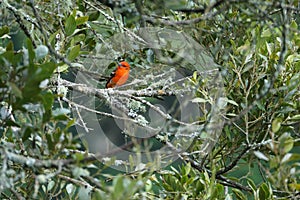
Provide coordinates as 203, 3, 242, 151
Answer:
178, 148, 252, 192
4, 2, 37, 47
58, 174, 95, 191
216, 145, 250, 176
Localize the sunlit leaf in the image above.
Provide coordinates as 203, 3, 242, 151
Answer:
76, 16, 89, 25
254, 151, 269, 161
65, 15, 76, 36
232, 189, 246, 200
271, 118, 282, 133
68, 45, 81, 61
0, 26, 9, 37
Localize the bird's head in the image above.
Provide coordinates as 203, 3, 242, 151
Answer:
118, 61, 130, 70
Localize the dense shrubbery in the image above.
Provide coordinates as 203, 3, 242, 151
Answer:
0, 0, 299, 199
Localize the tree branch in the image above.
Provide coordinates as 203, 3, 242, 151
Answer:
216, 145, 251, 176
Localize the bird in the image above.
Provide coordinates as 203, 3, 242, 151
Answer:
105, 61, 131, 88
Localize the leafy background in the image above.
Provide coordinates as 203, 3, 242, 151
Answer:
0, 0, 299, 199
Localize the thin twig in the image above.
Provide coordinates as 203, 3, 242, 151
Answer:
63, 97, 159, 132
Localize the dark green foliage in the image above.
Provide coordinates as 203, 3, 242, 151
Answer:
0, 0, 299, 199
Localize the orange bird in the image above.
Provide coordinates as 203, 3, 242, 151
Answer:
105, 61, 131, 88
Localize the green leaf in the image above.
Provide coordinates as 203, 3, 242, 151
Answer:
191, 97, 207, 103
53, 129, 62, 145
4, 119, 20, 127
266, 42, 272, 56
27, 38, 35, 69
217, 97, 239, 108
247, 178, 256, 191
281, 153, 293, 163
282, 153, 300, 163
76, 16, 89, 25
271, 118, 282, 133
289, 114, 300, 121
8, 82, 22, 98
68, 45, 81, 61
237, 41, 250, 55
165, 0, 186, 10
232, 189, 246, 200
184, 162, 191, 176
41, 91, 54, 110
279, 133, 294, 154
57, 64, 69, 73
47, 180, 55, 191
282, 138, 294, 154
113, 176, 125, 199
1, 51, 13, 65
46, 133, 55, 151
65, 119, 76, 130
22, 127, 32, 142
73, 34, 86, 44
145, 179, 152, 192
259, 183, 270, 200
73, 153, 85, 162
253, 151, 269, 161
224, 98, 239, 107
36, 62, 57, 80
1, 51, 22, 69
129, 155, 134, 171
290, 20, 298, 30
289, 183, 300, 190
65, 15, 76, 36
23, 62, 57, 100
261, 29, 271, 38
43, 109, 51, 123
6, 41, 14, 51
0, 26, 9, 37
270, 156, 279, 169
255, 101, 266, 111
89, 11, 100, 21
